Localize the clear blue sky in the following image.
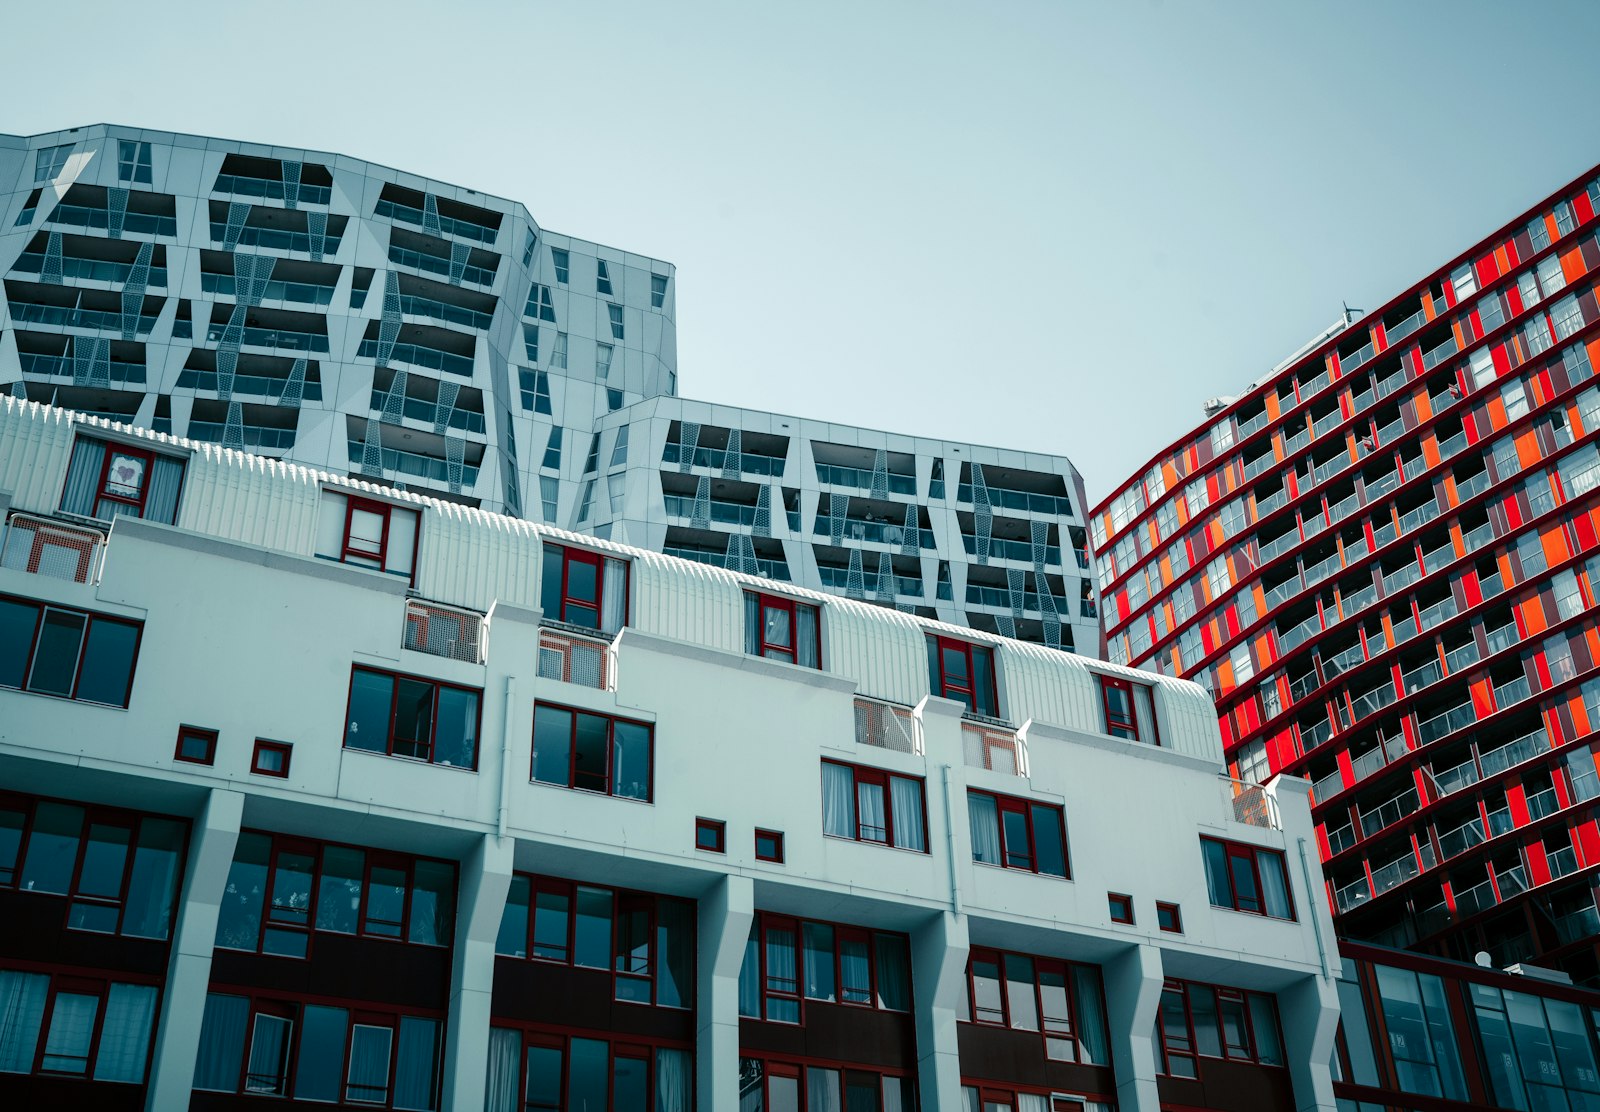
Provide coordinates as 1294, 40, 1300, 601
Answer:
8, 0, 1600, 501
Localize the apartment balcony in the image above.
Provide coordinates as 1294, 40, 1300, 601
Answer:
854, 697, 921, 754
403, 599, 484, 664
960, 533, 1062, 566
1224, 778, 1281, 830
208, 221, 345, 255
375, 197, 498, 245
817, 566, 923, 599
387, 243, 495, 289
0, 513, 105, 585
536, 627, 614, 691
201, 271, 335, 307
956, 483, 1075, 518
964, 583, 1068, 615
661, 442, 786, 478
51, 203, 176, 237
213, 172, 332, 207
18, 352, 145, 386
367, 389, 487, 436
205, 322, 328, 354
356, 338, 476, 379
815, 462, 916, 496
11, 302, 157, 337
397, 294, 493, 332
344, 439, 481, 487
962, 720, 1027, 777
661, 544, 791, 582
814, 516, 934, 549
663, 494, 759, 528
11, 251, 168, 288
191, 421, 297, 452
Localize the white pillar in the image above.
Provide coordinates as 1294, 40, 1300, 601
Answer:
144, 788, 244, 1112
696, 873, 754, 1112
911, 910, 968, 1109
442, 832, 515, 1112
1103, 942, 1165, 1112
1280, 973, 1341, 1112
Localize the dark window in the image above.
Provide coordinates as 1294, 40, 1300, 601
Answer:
59, 435, 186, 524
531, 703, 652, 801
821, 760, 927, 852
550, 248, 570, 284
175, 725, 218, 765
964, 947, 1110, 1066
1157, 901, 1182, 933
741, 1055, 915, 1111
0, 970, 159, 1082
1201, 837, 1295, 919
251, 739, 291, 778
2, 793, 186, 940
0, 595, 141, 707
1155, 978, 1285, 1078
117, 140, 153, 184
495, 874, 694, 1008
744, 592, 821, 668
1109, 893, 1134, 924
1099, 674, 1159, 744
540, 543, 628, 633
651, 274, 668, 308
596, 260, 613, 296
928, 635, 998, 717
489, 1028, 692, 1112
755, 829, 784, 863
343, 667, 481, 769
967, 790, 1069, 877
739, 912, 913, 1022
696, 818, 725, 853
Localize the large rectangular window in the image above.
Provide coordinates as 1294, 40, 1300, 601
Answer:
484, 1027, 690, 1112
0, 968, 158, 1082
193, 991, 441, 1109
214, 831, 454, 956
531, 703, 652, 801
1098, 674, 1158, 743
1201, 838, 1294, 919
0, 595, 141, 707
494, 874, 693, 1009
738, 911, 912, 1023
1154, 978, 1284, 1080
343, 666, 481, 769
314, 490, 420, 580
540, 543, 628, 633
962, 948, 1110, 1067
740, 1055, 915, 1111
928, 635, 998, 717
967, 790, 1069, 877
820, 760, 927, 851
744, 592, 821, 668
1469, 978, 1595, 1110
59, 435, 186, 524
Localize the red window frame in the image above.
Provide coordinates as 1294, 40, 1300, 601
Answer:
543, 542, 628, 631
342, 666, 483, 769
1155, 978, 1285, 1077
1108, 893, 1134, 925
822, 759, 929, 852
759, 914, 802, 1022
175, 724, 218, 765
929, 634, 998, 716
1099, 676, 1138, 740
341, 495, 392, 567
490, 1024, 692, 1112
34, 975, 110, 1077
750, 592, 821, 667
695, 817, 725, 853
95, 442, 155, 516
964, 947, 1104, 1066
251, 738, 292, 778
746, 911, 913, 1022
740, 1054, 916, 1109
0, 594, 144, 708
531, 701, 654, 801
755, 828, 784, 863
1157, 901, 1183, 933
969, 788, 1070, 877
1202, 836, 1295, 920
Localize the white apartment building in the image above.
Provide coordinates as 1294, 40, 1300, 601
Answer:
0, 125, 1095, 650
0, 396, 1337, 1111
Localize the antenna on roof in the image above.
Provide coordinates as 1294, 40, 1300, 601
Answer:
1342, 300, 1366, 324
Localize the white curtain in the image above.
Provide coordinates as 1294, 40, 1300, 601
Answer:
41, 992, 98, 1072
655, 1047, 690, 1112
346, 1025, 392, 1102
145, 456, 185, 524
1261, 855, 1293, 919
0, 970, 48, 1073
193, 993, 248, 1091
856, 782, 886, 841
483, 1027, 520, 1112
1017, 1095, 1050, 1112
821, 764, 854, 838
890, 777, 925, 851
1073, 966, 1110, 1066
393, 1017, 438, 1110
968, 794, 1001, 865
796, 606, 819, 668
601, 556, 628, 633
743, 593, 761, 655
92, 983, 157, 1083
806, 1067, 841, 1112
59, 438, 105, 517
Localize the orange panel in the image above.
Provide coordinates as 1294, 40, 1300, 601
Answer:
1542, 523, 1571, 567
1452, 320, 1467, 351
1423, 289, 1438, 320
1521, 595, 1549, 637
1495, 244, 1513, 274
1470, 677, 1497, 717
1515, 429, 1543, 470
1421, 435, 1441, 470
1265, 393, 1281, 421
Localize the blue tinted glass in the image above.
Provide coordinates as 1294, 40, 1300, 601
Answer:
568, 1038, 608, 1110
76, 619, 138, 706
293, 1006, 349, 1101
346, 670, 394, 752
574, 886, 612, 968
532, 705, 573, 786
20, 801, 83, 894
0, 599, 39, 687
28, 608, 85, 696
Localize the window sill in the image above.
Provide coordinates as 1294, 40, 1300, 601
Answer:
971, 859, 1071, 881
1208, 903, 1297, 923
527, 778, 653, 805
341, 745, 478, 773
821, 832, 929, 855
0, 684, 129, 711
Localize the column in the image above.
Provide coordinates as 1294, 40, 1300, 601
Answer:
1103, 942, 1165, 1112
1279, 972, 1341, 1112
911, 910, 968, 1108
442, 832, 516, 1112
696, 873, 754, 1112
144, 787, 244, 1112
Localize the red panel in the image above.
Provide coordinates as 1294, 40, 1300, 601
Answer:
1524, 842, 1551, 887
1373, 320, 1389, 352
1577, 820, 1600, 868
1506, 784, 1530, 827
1470, 678, 1497, 718
1475, 255, 1499, 287
1577, 192, 1596, 224
1506, 285, 1525, 318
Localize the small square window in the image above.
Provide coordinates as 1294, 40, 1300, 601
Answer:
696, 818, 726, 854
1108, 893, 1134, 925
755, 829, 784, 863
252, 739, 292, 778
1157, 901, 1183, 933
175, 725, 218, 765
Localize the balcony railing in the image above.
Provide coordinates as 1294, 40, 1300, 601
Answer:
398, 294, 493, 331
190, 422, 296, 451
356, 339, 475, 378
12, 303, 157, 335
815, 463, 916, 495
817, 566, 924, 598
815, 517, 935, 548
214, 174, 332, 205
1436, 816, 1486, 860
12, 252, 169, 287
962, 721, 1027, 777
387, 245, 495, 288
1327, 824, 1357, 855
1371, 850, 1422, 895
537, 628, 613, 691
960, 534, 1062, 565
368, 391, 487, 434
1477, 728, 1546, 779
205, 324, 328, 353
51, 204, 176, 236
1224, 778, 1281, 829
663, 494, 757, 527
18, 353, 146, 385
1360, 788, 1418, 838
1335, 875, 1372, 913
662, 545, 791, 581
1417, 701, 1475, 746
403, 599, 484, 664
375, 198, 498, 244
201, 272, 334, 306
661, 442, 786, 478
346, 440, 480, 486
1, 513, 105, 584
854, 697, 921, 754
956, 483, 1074, 517
965, 584, 1068, 613
1312, 768, 1345, 804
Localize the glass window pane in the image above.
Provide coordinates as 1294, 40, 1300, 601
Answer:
533, 885, 571, 961
293, 1006, 349, 1101
346, 1024, 392, 1103
1005, 953, 1039, 1031
574, 886, 612, 968
875, 935, 910, 1011
193, 993, 249, 1091
346, 670, 395, 753
614, 1053, 648, 1112
21, 802, 84, 895
1249, 993, 1283, 1065
657, 898, 694, 1009
612, 720, 651, 801
316, 846, 365, 934
433, 687, 478, 768
804, 922, 836, 1001
245, 1013, 292, 1094
568, 1037, 608, 1111
972, 647, 996, 716
216, 832, 270, 950
1031, 804, 1067, 877
1260, 852, 1292, 918
74, 619, 138, 706
807, 1067, 840, 1112
28, 609, 86, 696
1203, 840, 1232, 906
525, 1043, 563, 1111
1190, 985, 1222, 1057
972, 953, 1004, 1023
365, 865, 407, 937
764, 605, 792, 649
409, 860, 453, 946
392, 679, 436, 760
93, 982, 157, 1084
572, 712, 610, 792
839, 933, 872, 1004
498, 876, 530, 958
0, 599, 39, 688
41, 991, 99, 1073
123, 818, 184, 940
0, 808, 24, 886
1229, 851, 1261, 912
1001, 808, 1033, 870
532, 705, 573, 786
69, 821, 130, 933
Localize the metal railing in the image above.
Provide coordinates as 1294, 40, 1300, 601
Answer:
1, 513, 106, 584
815, 463, 916, 495
854, 697, 921, 754
1224, 778, 1281, 829
661, 442, 787, 477
403, 599, 485, 664
537, 627, 613, 691
962, 721, 1028, 777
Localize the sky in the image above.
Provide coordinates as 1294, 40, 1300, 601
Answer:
7, 0, 1600, 504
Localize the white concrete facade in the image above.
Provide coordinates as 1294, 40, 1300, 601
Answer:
0, 397, 1336, 1111
0, 125, 1094, 649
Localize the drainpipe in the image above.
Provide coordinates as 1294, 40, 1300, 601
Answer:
498, 677, 515, 839
942, 765, 962, 915
1298, 837, 1331, 978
